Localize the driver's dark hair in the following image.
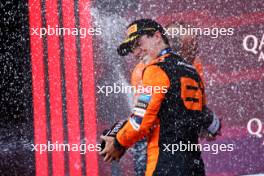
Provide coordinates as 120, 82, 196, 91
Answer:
145, 30, 170, 46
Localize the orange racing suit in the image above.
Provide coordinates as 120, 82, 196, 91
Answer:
115, 48, 214, 176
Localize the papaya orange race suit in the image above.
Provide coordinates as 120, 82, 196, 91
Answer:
115, 48, 216, 176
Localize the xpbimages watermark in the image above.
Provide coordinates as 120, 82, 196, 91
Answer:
163, 141, 234, 155
164, 25, 234, 39
97, 83, 168, 96
31, 141, 101, 154
30, 25, 102, 38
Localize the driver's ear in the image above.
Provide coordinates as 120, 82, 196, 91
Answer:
154, 31, 162, 42
154, 31, 161, 38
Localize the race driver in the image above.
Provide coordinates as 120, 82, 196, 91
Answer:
100, 19, 221, 176
127, 20, 218, 175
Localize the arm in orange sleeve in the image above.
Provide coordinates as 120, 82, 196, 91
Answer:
115, 65, 170, 148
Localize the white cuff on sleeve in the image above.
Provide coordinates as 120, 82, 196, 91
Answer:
208, 114, 220, 134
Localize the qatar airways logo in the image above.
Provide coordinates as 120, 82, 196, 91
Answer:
243, 34, 264, 62
247, 118, 264, 145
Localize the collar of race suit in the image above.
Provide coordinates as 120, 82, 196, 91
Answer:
158, 47, 177, 57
